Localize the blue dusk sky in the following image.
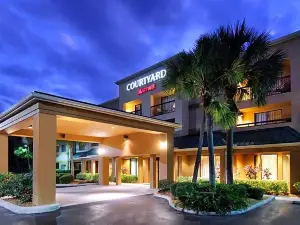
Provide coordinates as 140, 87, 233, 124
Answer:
0, 0, 299, 112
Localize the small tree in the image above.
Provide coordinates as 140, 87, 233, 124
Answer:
14, 145, 33, 170
244, 165, 261, 179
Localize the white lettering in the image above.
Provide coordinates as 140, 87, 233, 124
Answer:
125, 69, 167, 91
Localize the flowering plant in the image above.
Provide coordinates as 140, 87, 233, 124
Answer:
244, 165, 261, 179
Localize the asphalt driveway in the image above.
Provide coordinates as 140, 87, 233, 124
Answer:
1, 195, 300, 225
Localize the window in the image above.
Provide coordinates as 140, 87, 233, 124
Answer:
56, 163, 59, 169
200, 156, 220, 178
61, 164, 67, 170
161, 96, 175, 113
61, 144, 66, 152
134, 104, 142, 115
56, 146, 59, 153
254, 110, 282, 125
130, 158, 138, 176
261, 154, 277, 180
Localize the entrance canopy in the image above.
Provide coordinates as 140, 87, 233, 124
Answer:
0, 91, 180, 206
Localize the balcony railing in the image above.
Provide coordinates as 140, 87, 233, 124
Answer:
237, 76, 291, 101
236, 118, 291, 128
151, 100, 176, 117
129, 110, 142, 115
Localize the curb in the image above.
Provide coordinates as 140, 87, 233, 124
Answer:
0, 199, 60, 214
154, 193, 275, 216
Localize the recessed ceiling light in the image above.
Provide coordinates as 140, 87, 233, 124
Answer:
112, 126, 115, 129
28, 125, 33, 129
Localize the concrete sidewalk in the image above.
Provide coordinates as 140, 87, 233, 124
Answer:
56, 183, 155, 207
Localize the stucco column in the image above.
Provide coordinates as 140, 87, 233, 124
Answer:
91, 160, 96, 174
33, 113, 57, 206
138, 157, 144, 183
143, 158, 150, 183
174, 155, 178, 180
290, 151, 300, 194
150, 154, 157, 189
81, 160, 86, 173
167, 131, 174, 182
98, 156, 109, 185
220, 151, 226, 183
277, 153, 283, 180
111, 157, 116, 178
115, 157, 122, 185
0, 133, 8, 173
256, 154, 262, 180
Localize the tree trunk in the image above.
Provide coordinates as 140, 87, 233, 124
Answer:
27, 157, 31, 171
70, 143, 75, 178
226, 128, 234, 184
192, 112, 206, 182
206, 113, 216, 190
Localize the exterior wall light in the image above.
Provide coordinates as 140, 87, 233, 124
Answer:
28, 125, 33, 129
97, 148, 105, 155
123, 135, 129, 141
160, 141, 167, 149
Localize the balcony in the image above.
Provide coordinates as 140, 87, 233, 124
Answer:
151, 100, 176, 117
129, 109, 142, 116
236, 118, 291, 128
237, 76, 291, 101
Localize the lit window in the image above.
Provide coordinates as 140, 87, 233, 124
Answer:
261, 154, 277, 180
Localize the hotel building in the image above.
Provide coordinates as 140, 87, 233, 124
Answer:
101, 30, 300, 193
0, 30, 300, 207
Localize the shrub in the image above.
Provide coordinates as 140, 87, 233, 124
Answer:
109, 175, 116, 182
244, 165, 261, 179
92, 174, 99, 183
170, 182, 178, 196
158, 179, 173, 193
177, 176, 209, 183
263, 168, 272, 180
172, 182, 248, 214
293, 182, 300, 192
59, 174, 74, 184
247, 187, 264, 200
0, 173, 33, 203
76, 173, 99, 183
56, 170, 71, 174
235, 179, 288, 195
121, 174, 138, 183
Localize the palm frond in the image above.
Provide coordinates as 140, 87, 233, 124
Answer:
205, 101, 236, 129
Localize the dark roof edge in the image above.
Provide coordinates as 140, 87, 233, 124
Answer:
271, 30, 300, 46
99, 97, 119, 106
115, 53, 180, 85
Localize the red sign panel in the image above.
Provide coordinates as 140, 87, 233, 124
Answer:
137, 83, 156, 95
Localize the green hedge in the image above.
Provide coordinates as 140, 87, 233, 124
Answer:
0, 173, 32, 203
109, 174, 138, 183
235, 179, 288, 195
172, 182, 248, 214
59, 174, 74, 184
56, 170, 71, 174
76, 173, 99, 183
177, 176, 210, 184
158, 179, 173, 193
247, 187, 264, 200
121, 174, 138, 183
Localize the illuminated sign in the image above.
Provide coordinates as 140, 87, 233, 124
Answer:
126, 69, 166, 91
138, 84, 156, 95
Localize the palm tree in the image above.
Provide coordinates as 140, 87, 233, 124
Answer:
212, 21, 286, 184
163, 34, 236, 189
66, 141, 75, 177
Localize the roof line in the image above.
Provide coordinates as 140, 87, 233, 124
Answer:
99, 97, 119, 106
0, 91, 181, 129
115, 53, 180, 85
271, 30, 300, 46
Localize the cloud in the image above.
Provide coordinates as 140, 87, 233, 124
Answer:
0, 0, 299, 112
